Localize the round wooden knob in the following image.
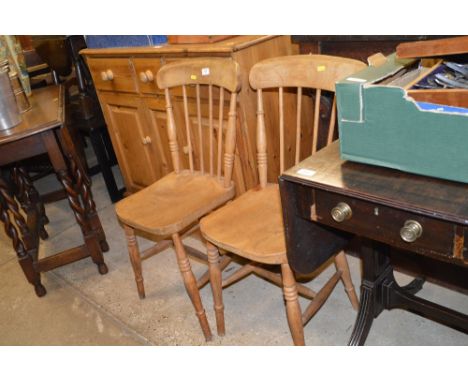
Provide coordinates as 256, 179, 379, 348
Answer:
100, 69, 114, 81
139, 70, 154, 83
145, 70, 154, 82
106, 69, 114, 80
331, 202, 352, 222
139, 72, 148, 83
400, 220, 423, 243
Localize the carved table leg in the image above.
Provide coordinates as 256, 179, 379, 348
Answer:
0, 178, 45, 297
349, 240, 468, 344
56, 168, 107, 275
383, 272, 468, 333
42, 129, 108, 275
68, 153, 109, 252
348, 240, 390, 346
400, 277, 426, 295
12, 167, 49, 239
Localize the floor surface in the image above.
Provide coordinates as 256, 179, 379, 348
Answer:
1, 162, 467, 346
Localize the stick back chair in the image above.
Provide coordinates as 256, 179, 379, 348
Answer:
115, 58, 241, 341
200, 54, 367, 345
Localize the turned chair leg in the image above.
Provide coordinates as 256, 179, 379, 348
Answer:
281, 263, 305, 346
123, 224, 145, 299
334, 250, 359, 310
207, 242, 225, 336
172, 233, 212, 341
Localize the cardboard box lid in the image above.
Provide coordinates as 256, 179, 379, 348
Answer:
396, 36, 468, 59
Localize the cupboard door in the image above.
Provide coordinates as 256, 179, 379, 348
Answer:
99, 93, 160, 192
141, 96, 174, 177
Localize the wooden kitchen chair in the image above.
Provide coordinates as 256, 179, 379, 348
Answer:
115, 58, 241, 341
200, 55, 366, 345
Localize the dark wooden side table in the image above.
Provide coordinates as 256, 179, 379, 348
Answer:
0, 85, 109, 297
279, 141, 468, 345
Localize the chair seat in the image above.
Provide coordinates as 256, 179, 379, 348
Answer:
200, 184, 287, 264
115, 170, 235, 236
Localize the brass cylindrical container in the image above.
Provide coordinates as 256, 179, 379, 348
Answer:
9, 71, 31, 113
0, 59, 21, 131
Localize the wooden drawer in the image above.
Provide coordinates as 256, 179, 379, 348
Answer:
87, 58, 137, 93
133, 57, 232, 98
132, 58, 163, 94
312, 189, 459, 259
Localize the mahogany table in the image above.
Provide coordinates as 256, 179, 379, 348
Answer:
0, 85, 109, 297
279, 141, 468, 345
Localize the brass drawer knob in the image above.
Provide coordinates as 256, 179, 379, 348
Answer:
139, 70, 154, 83
100, 69, 114, 81
400, 220, 423, 243
331, 202, 352, 222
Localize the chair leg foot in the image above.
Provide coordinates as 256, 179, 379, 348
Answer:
281, 263, 305, 346
97, 262, 108, 275
334, 251, 360, 310
173, 233, 212, 341
39, 227, 49, 240
34, 283, 47, 297
207, 242, 225, 336
100, 240, 110, 252
123, 225, 146, 299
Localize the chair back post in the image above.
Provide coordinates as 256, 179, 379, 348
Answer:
216, 88, 225, 181
223, 92, 237, 188
181, 85, 194, 172
249, 54, 366, 184
256, 89, 268, 189
163, 87, 181, 174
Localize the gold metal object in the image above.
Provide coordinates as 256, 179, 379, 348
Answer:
400, 220, 423, 243
331, 202, 352, 222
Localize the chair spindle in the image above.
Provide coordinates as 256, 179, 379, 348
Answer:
295, 87, 302, 165
312, 88, 321, 154
209, 84, 214, 176
217, 88, 224, 181
164, 88, 180, 173
196, 84, 204, 175
256, 89, 267, 188
327, 95, 337, 146
279, 87, 284, 174
223, 93, 237, 188
182, 85, 194, 172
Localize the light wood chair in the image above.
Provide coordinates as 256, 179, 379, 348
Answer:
115, 58, 241, 341
200, 54, 367, 345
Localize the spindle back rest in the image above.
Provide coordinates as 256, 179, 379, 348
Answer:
249, 54, 366, 188
157, 58, 241, 188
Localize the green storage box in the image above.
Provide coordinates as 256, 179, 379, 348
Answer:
336, 52, 468, 183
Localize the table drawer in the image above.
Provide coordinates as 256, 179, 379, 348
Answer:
132, 58, 163, 94
87, 58, 137, 93
312, 189, 459, 259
